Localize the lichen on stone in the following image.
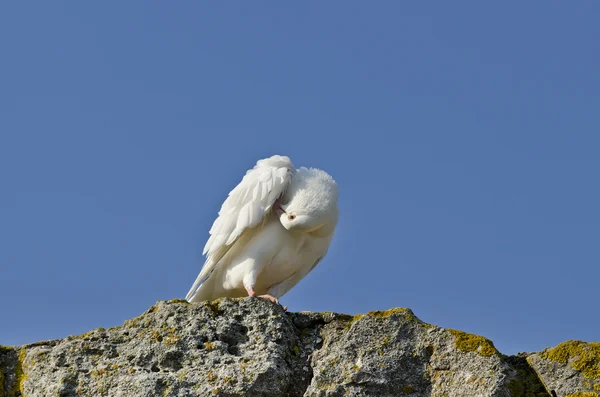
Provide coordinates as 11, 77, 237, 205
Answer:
5, 348, 27, 397
366, 307, 412, 318
166, 298, 191, 305
337, 307, 435, 332
0, 345, 9, 397
0, 370, 4, 397
506, 378, 525, 396
204, 342, 216, 350
541, 340, 600, 379
448, 329, 499, 357
503, 354, 551, 397
72, 327, 106, 341
565, 392, 598, 397
365, 308, 433, 328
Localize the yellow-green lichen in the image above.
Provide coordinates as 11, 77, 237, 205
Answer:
594, 382, 600, 391
204, 342, 216, 351
150, 331, 162, 343
337, 308, 434, 332
90, 368, 107, 378
163, 328, 180, 345
565, 392, 598, 397
448, 329, 498, 357
158, 378, 174, 397
206, 370, 217, 383
0, 369, 4, 397
0, 345, 10, 397
541, 340, 600, 379
367, 308, 411, 318
366, 308, 434, 328
7, 348, 27, 397
506, 379, 524, 397
402, 385, 414, 394
74, 327, 106, 341
166, 299, 191, 305
503, 356, 550, 397
336, 314, 365, 330
205, 299, 224, 315
123, 313, 152, 329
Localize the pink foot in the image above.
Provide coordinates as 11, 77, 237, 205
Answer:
245, 289, 286, 310
245, 285, 256, 297
258, 294, 279, 305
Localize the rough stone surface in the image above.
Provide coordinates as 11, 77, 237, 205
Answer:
0, 298, 595, 396
528, 340, 600, 397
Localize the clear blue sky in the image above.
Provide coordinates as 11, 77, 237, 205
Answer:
1, 2, 598, 356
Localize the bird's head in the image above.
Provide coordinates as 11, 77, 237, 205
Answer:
275, 167, 339, 236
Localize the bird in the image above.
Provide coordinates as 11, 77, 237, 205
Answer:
185, 155, 339, 307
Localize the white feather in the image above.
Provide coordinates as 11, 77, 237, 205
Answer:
185, 154, 338, 303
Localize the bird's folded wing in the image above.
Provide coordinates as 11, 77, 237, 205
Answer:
185, 155, 295, 301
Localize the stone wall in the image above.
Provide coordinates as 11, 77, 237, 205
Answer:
1, 298, 597, 396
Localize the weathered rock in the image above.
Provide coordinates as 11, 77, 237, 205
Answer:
528, 340, 600, 397
0, 298, 594, 396
301, 309, 546, 397
8, 298, 312, 397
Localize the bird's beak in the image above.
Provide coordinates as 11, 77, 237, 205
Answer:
274, 203, 286, 216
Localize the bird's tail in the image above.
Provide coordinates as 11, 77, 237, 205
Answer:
185, 266, 214, 302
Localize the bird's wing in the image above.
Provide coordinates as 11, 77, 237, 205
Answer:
185, 155, 295, 301
267, 256, 324, 299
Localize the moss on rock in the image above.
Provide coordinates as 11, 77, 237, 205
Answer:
503, 354, 551, 397
166, 299, 190, 305
0, 347, 8, 397
565, 392, 598, 397
365, 308, 434, 328
366, 308, 412, 318
541, 340, 600, 379
5, 348, 27, 397
448, 329, 499, 357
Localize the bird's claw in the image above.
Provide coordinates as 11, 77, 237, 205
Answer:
258, 294, 279, 304
257, 294, 288, 311
246, 290, 287, 311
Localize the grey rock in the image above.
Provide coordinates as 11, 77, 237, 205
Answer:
0, 298, 586, 396
527, 340, 600, 397
20, 298, 310, 397
302, 309, 545, 397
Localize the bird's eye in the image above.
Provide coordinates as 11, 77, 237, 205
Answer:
288, 214, 296, 221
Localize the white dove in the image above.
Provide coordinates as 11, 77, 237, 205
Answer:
185, 155, 339, 306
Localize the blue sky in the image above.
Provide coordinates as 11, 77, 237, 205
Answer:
1, 2, 598, 356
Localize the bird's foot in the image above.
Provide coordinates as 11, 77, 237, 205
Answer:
259, 294, 287, 311
245, 289, 286, 311
258, 294, 279, 304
